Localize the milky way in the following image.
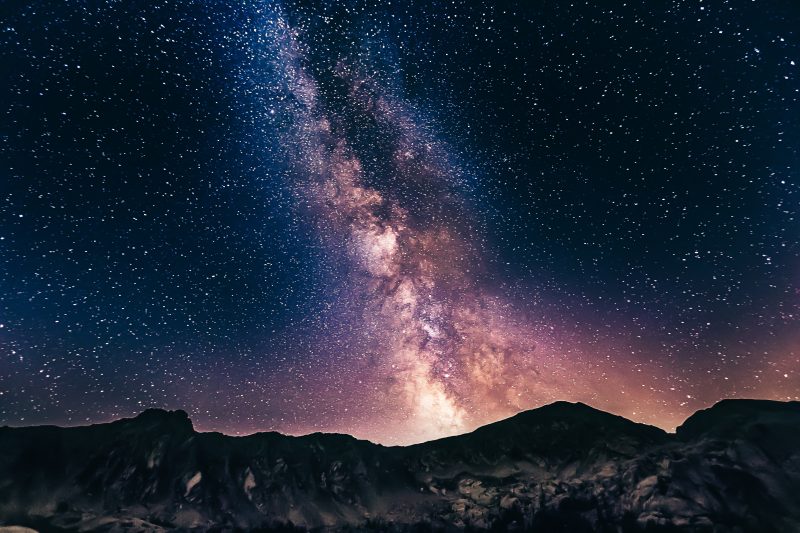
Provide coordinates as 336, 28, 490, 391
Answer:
2, 1, 799, 445
289, 48, 545, 441
250, 15, 629, 443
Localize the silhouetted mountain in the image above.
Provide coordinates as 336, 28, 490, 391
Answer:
1, 400, 799, 532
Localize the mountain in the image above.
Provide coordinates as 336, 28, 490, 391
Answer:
1, 400, 799, 532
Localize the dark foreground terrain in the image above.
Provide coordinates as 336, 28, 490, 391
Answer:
1, 399, 799, 532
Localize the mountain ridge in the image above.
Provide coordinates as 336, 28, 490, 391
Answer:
9, 398, 794, 446
1, 399, 799, 532
0, 400, 685, 445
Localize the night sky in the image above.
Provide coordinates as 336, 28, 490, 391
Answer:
2, 0, 799, 444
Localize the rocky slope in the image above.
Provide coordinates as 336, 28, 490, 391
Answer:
1, 400, 799, 532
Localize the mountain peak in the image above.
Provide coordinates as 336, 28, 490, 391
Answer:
127, 408, 193, 432
134, 407, 190, 420
677, 398, 800, 439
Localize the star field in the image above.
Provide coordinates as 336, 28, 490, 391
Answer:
1, 0, 799, 444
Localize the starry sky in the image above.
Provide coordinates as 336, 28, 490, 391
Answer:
2, 0, 799, 445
